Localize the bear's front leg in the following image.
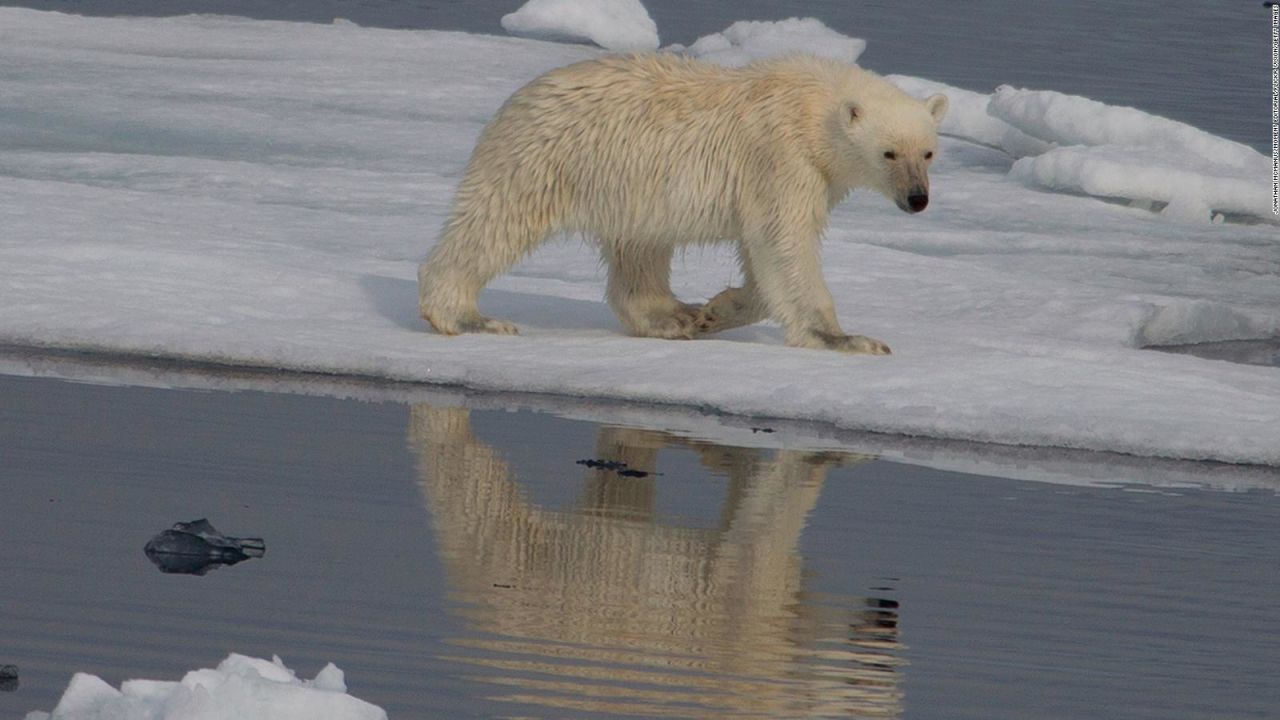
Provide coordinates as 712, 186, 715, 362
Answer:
803, 331, 891, 355
702, 286, 890, 353
740, 200, 891, 356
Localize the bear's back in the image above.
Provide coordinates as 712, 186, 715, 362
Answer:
461, 53, 872, 242
507, 53, 848, 132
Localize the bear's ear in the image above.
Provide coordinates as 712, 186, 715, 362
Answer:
925, 93, 949, 126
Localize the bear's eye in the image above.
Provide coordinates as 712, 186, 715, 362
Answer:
924, 151, 934, 159
883, 151, 896, 160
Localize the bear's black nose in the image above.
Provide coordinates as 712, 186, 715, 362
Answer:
907, 193, 928, 212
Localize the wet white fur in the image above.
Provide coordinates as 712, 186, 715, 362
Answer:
419, 53, 947, 353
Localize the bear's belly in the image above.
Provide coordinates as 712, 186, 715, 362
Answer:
561, 168, 742, 246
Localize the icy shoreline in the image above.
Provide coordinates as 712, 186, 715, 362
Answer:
5, 346, 1279, 491
1, 8, 1277, 467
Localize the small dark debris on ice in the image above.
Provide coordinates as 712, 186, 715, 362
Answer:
144, 519, 265, 576
576, 458, 659, 478
750, 426, 775, 434
0, 664, 17, 692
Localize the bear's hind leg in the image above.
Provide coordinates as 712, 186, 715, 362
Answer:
419, 261, 520, 336
419, 202, 551, 336
604, 243, 700, 340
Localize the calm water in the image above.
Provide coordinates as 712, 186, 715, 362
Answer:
2, 365, 1279, 719
2, 0, 1268, 150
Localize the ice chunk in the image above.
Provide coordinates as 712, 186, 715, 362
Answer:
144, 519, 266, 575
1136, 300, 1275, 347
990, 86, 1269, 220
888, 75, 1054, 158
1009, 144, 1270, 220
25, 654, 386, 720
679, 18, 865, 66
26, 673, 125, 720
310, 663, 347, 693
989, 85, 1265, 170
501, 0, 658, 51
887, 76, 1051, 158
1, 664, 17, 692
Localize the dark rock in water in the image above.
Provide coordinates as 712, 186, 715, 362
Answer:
576, 458, 657, 478
144, 519, 265, 576
0, 664, 17, 692
576, 458, 629, 471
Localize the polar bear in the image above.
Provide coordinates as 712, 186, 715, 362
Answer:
419, 53, 947, 354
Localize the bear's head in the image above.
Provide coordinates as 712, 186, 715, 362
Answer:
835, 85, 948, 214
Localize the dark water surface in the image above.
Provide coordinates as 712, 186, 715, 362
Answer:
1, 0, 1268, 151
2, 367, 1279, 719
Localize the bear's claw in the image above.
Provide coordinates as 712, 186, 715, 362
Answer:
456, 316, 519, 335
812, 331, 891, 355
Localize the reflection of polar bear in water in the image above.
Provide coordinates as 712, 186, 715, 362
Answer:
409, 405, 904, 718
419, 53, 947, 354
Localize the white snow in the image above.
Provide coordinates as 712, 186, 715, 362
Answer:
676, 17, 865, 66
990, 86, 1271, 221
988, 85, 1264, 169
1008, 144, 1269, 222
888, 77, 1271, 222
501, 0, 658, 51
0, 9, 1278, 466
24, 654, 386, 720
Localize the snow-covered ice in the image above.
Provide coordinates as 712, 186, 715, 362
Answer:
1009, 144, 1265, 222
887, 77, 1271, 222
24, 654, 386, 720
988, 85, 1264, 169
0, 8, 1278, 466
991, 86, 1271, 221
676, 17, 865, 66
887, 75, 1054, 158
501, 0, 658, 51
